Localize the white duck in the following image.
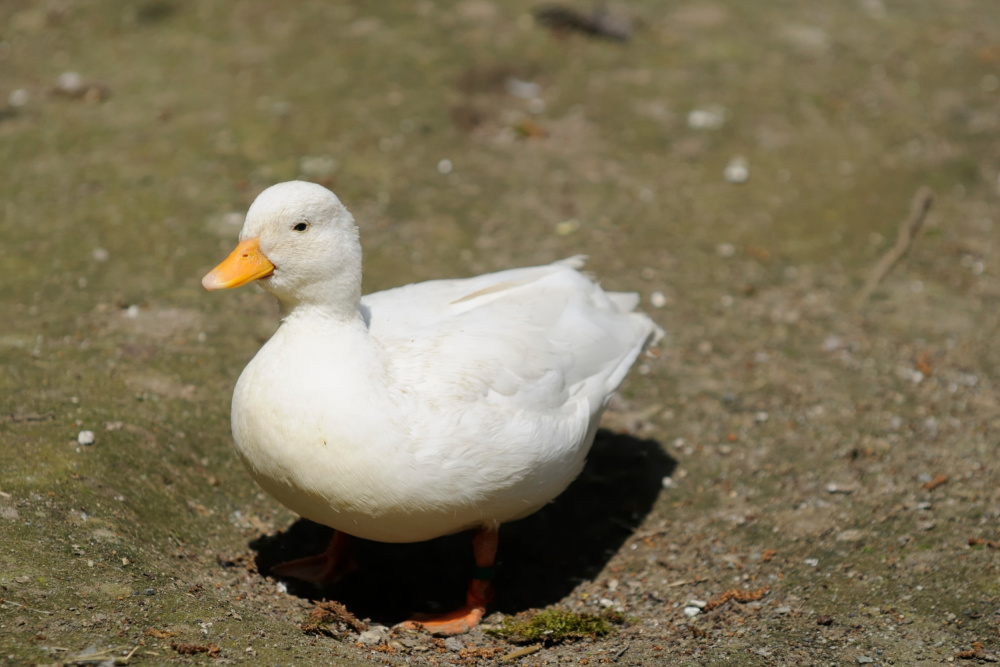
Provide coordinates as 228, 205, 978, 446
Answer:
203, 181, 660, 634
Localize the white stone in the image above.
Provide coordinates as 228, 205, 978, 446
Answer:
58, 71, 84, 93
724, 156, 749, 184
8, 89, 28, 107
506, 77, 540, 99
686, 105, 727, 129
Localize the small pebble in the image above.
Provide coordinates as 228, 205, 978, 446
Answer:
298, 155, 339, 179
682, 606, 701, 618
775, 606, 792, 615
649, 291, 667, 308
804, 558, 819, 567
126, 304, 140, 319
77, 430, 96, 446
661, 476, 674, 489
686, 105, 727, 129
506, 77, 540, 100
555, 219, 580, 236
716, 242, 735, 258
269, 100, 291, 117
57, 71, 84, 94
755, 411, 769, 423
686, 599, 707, 609
443, 636, 465, 652
92, 247, 110, 262
856, 658, 874, 665
821, 335, 841, 352
724, 156, 749, 184
599, 597, 614, 608
358, 627, 387, 646
437, 159, 453, 175
8, 88, 29, 107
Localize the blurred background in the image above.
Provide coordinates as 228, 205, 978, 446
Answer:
2, 1, 999, 664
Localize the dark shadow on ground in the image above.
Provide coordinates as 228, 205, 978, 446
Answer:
249, 430, 674, 625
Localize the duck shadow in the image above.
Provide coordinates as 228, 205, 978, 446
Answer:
249, 430, 674, 624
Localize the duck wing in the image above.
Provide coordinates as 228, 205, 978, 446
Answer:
362, 257, 658, 412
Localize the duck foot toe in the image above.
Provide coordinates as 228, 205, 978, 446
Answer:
398, 606, 485, 636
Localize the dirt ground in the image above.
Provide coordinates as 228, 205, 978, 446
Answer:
2, 1, 999, 665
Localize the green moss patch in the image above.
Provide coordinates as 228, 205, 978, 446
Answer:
485, 609, 625, 643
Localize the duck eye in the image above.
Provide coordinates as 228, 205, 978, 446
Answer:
292, 222, 309, 232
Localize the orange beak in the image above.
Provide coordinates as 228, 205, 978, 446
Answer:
202, 237, 275, 291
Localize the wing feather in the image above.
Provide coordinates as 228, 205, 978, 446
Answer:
362, 259, 657, 411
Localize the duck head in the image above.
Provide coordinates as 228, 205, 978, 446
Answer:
202, 181, 363, 314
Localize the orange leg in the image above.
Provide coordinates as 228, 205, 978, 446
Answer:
400, 527, 498, 636
270, 530, 357, 586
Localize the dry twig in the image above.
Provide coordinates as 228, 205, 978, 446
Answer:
0, 599, 52, 615
171, 642, 221, 657
955, 641, 998, 661
922, 474, 948, 492
854, 186, 934, 308
301, 599, 368, 635
63, 644, 142, 666
502, 644, 542, 662
3, 412, 55, 423
969, 537, 1000, 549
702, 586, 769, 612
664, 577, 709, 588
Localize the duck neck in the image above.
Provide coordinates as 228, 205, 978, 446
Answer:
279, 295, 364, 327
273, 260, 364, 323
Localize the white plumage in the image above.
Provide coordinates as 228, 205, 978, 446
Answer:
213, 181, 660, 544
